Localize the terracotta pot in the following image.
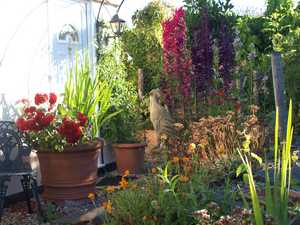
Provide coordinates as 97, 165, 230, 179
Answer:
36, 140, 101, 201
113, 143, 146, 175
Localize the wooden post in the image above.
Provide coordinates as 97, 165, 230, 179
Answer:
137, 68, 144, 100
271, 52, 287, 140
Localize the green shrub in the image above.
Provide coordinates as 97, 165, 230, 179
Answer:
121, 1, 168, 94
97, 41, 140, 143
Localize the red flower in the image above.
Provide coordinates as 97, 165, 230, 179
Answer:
77, 112, 88, 126
40, 114, 55, 127
24, 106, 36, 114
34, 93, 48, 105
16, 118, 27, 131
216, 89, 225, 97
58, 118, 81, 144
49, 93, 57, 105
26, 118, 37, 131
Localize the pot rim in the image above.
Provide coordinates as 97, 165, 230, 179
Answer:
35, 139, 102, 154
112, 143, 147, 149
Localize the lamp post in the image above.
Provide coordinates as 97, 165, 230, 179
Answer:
109, 13, 126, 37
109, 0, 126, 37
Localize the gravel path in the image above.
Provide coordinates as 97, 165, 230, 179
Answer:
1, 190, 106, 225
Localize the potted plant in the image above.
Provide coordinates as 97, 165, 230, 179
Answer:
97, 42, 146, 175
15, 56, 118, 201
108, 109, 146, 175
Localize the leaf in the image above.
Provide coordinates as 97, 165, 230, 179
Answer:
236, 164, 247, 177
250, 152, 263, 165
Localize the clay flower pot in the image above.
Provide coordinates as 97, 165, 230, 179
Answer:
112, 143, 146, 175
36, 140, 101, 201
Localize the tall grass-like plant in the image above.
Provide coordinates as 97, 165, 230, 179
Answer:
237, 100, 294, 225
61, 53, 120, 138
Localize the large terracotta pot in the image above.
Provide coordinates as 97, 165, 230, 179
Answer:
113, 143, 146, 175
36, 140, 101, 201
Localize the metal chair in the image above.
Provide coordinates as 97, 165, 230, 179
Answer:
0, 121, 44, 222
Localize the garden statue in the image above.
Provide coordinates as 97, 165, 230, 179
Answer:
149, 89, 174, 150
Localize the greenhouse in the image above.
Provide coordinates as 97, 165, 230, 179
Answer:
1, 0, 300, 224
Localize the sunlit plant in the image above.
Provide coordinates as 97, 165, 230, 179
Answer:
237, 100, 294, 225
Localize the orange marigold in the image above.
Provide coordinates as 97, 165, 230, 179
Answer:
123, 170, 130, 177
182, 156, 190, 163
87, 193, 95, 201
102, 200, 113, 214
188, 143, 196, 153
106, 186, 115, 193
119, 177, 129, 189
172, 156, 180, 164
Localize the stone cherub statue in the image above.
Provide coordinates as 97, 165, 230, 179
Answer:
149, 89, 175, 150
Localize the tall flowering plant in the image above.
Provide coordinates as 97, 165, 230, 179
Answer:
16, 93, 91, 152
162, 7, 192, 113
218, 21, 235, 93
191, 7, 213, 99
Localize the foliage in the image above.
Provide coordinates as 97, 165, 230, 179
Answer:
184, 0, 236, 41
97, 41, 140, 143
184, 0, 237, 116
263, 5, 300, 53
266, 0, 293, 15
188, 106, 265, 160
237, 101, 295, 225
121, 1, 168, 94
61, 53, 119, 138
102, 144, 250, 225
162, 7, 192, 113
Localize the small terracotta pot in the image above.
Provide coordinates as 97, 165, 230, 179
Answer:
36, 140, 101, 201
112, 143, 146, 175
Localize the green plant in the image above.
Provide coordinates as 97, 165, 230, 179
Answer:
156, 163, 179, 197
97, 42, 141, 143
237, 100, 295, 225
62, 53, 119, 138
121, 1, 168, 93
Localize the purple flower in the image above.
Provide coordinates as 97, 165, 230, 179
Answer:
219, 21, 235, 93
191, 7, 214, 98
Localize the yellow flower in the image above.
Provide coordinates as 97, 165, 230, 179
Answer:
151, 167, 157, 174
179, 175, 189, 183
172, 156, 180, 164
174, 123, 184, 131
161, 133, 168, 140
292, 153, 298, 162
123, 170, 130, 177
106, 186, 115, 193
188, 143, 196, 153
87, 193, 95, 201
242, 135, 251, 153
119, 177, 129, 189
102, 200, 113, 214
198, 143, 205, 150
182, 156, 190, 163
